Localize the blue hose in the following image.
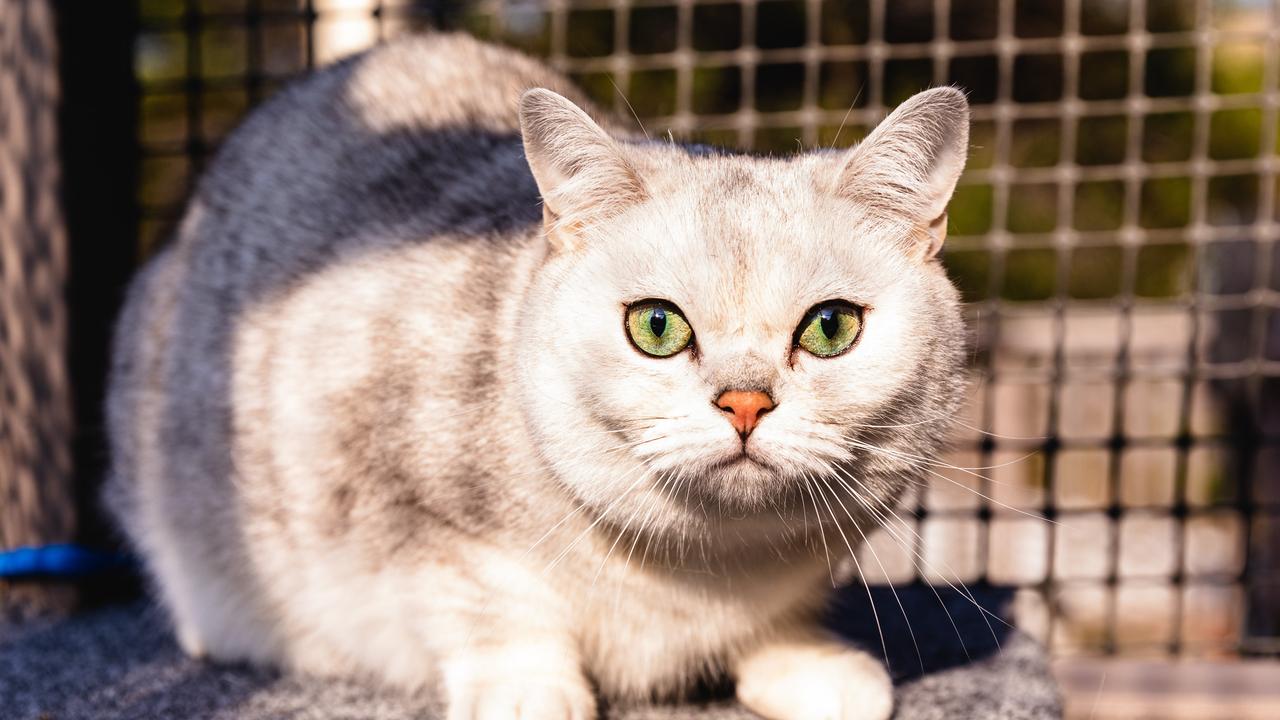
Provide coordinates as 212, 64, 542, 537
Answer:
0, 544, 132, 579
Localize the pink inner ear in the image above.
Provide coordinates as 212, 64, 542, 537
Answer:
921, 212, 948, 260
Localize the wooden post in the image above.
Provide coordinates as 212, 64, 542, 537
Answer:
0, 0, 77, 619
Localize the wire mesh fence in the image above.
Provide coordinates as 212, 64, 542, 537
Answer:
128, 0, 1280, 658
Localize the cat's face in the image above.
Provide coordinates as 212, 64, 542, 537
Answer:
516, 88, 969, 539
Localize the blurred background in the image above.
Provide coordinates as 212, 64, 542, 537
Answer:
3, 0, 1279, 717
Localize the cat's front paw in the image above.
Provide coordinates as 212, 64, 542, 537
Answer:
444, 660, 596, 720
735, 640, 893, 720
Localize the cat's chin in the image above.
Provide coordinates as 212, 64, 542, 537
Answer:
696, 447, 792, 497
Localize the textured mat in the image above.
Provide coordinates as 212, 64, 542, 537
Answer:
0, 586, 1060, 719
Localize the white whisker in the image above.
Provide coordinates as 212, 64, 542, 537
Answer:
830, 465, 1008, 652
805, 471, 890, 669
541, 460, 653, 572
812, 472, 924, 675
842, 438, 1057, 525
591, 469, 672, 589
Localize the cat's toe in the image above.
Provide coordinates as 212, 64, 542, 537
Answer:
736, 643, 893, 720
448, 679, 596, 720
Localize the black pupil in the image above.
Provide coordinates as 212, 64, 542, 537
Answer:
819, 308, 840, 339
649, 308, 667, 337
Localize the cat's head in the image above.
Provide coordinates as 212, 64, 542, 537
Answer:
515, 87, 969, 541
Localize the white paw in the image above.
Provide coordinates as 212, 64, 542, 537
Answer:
736, 642, 893, 720
445, 673, 596, 720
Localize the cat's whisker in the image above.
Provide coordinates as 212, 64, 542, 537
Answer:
500, 434, 649, 486
518, 443, 657, 560
816, 448, 1045, 631
904, 468, 1053, 526
814, 415, 947, 431
520, 497, 589, 561
798, 473, 836, 587
770, 488, 794, 536
608, 434, 674, 452
927, 450, 1040, 473
543, 460, 655, 573
804, 471, 891, 670
951, 419, 1048, 442
860, 502, 1012, 650
533, 429, 674, 468
613, 467, 684, 613
640, 464, 693, 576
841, 436, 1035, 506
568, 423, 658, 436
828, 81, 865, 150
795, 481, 813, 552
847, 487, 1012, 647
828, 465, 1004, 655
870, 452, 1057, 526
789, 437, 1009, 653
811, 472, 924, 676
805, 383, 1045, 443
847, 436, 1040, 475
833, 479, 977, 664
591, 469, 671, 589
621, 471, 666, 574
609, 415, 680, 423
608, 75, 650, 141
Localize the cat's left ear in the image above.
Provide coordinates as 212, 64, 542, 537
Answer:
834, 87, 969, 260
519, 88, 647, 251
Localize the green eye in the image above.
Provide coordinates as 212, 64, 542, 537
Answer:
797, 303, 862, 357
626, 302, 693, 357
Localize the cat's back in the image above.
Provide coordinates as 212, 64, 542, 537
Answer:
182, 32, 608, 290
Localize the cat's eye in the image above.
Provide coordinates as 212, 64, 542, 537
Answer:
626, 301, 693, 357
796, 303, 862, 358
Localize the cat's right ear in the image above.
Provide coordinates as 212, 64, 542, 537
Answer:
520, 89, 647, 251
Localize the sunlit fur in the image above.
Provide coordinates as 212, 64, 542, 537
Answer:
104, 34, 969, 720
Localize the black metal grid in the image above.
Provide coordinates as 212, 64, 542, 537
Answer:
127, 0, 1280, 658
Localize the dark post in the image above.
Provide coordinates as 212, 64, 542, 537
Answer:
54, 0, 141, 569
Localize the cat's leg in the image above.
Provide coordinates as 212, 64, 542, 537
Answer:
733, 630, 893, 720
441, 640, 595, 720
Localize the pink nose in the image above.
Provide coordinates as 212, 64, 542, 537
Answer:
715, 390, 775, 439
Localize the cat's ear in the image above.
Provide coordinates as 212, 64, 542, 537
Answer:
834, 86, 969, 260
519, 88, 647, 250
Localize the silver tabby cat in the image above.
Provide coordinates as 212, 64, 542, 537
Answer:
105, 34, 969, 720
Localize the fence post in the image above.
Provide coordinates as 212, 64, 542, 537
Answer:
0, 0, 78, 619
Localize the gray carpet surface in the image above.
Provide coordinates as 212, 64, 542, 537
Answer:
0, 586, 1060, 719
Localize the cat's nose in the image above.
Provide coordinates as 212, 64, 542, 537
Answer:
714, 390, 775, 440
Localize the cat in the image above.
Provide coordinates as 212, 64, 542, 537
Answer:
103, 33, 969, 720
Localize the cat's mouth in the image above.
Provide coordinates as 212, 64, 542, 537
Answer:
709, 444, 777, 473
